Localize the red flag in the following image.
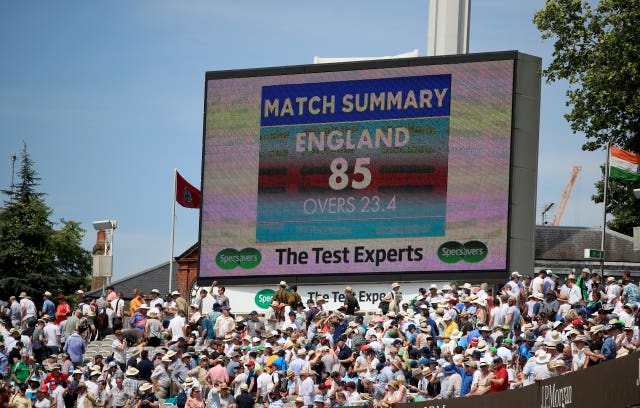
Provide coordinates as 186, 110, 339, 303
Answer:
175, 171, 201, 208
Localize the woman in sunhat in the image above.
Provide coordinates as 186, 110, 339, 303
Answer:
185, 385, 205, 408
144, 311, 163, 347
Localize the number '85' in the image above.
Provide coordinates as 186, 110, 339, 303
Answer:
329, 157, 372, 190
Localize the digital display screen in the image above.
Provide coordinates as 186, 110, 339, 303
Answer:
200, 58, 514, 277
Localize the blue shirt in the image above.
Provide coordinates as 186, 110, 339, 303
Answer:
600, 336, 616, 360
332, 321, 348, 342
424, 317, 439, 341
273, 356, 287, 371
452, 365, 473, 397
518, 343, 532, 360
42, 299, 55, 317
466, 328, 481, 345
201, 317, 215, 340
63, 333, 86, 363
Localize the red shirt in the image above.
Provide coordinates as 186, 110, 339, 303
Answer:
56, 303, 70, 325
491, 366, 509, 392
44, 372, 68, 386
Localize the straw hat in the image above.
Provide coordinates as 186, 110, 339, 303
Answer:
535, 351, 551, 364
125, 367, 139, 376
548, 331, 563, 345
573, 334, 591, 343
140, 382, 153, 392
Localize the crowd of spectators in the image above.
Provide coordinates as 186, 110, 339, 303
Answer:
0, 270, 638, 408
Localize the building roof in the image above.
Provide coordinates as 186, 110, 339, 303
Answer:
535, 225, 640, 276
536, 225, 640, 262
86, 260, 178, 299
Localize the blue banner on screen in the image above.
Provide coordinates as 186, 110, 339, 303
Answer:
260, 75, 451, 126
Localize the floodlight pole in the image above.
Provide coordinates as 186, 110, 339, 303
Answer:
169, 169, 177, 293
600, 144, 610, 275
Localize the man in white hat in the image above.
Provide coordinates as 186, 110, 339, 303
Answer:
215, 306, 235, 339
41, 291, 55, 319
189, 303, 202, 329
149, 289, 164, 310
19, 292, 37, 329
426, 284, 441, 303
167, 306, 186, 343
171, 290, 188, 315
43, 313, 62, 356
507, 272, 524, 300
151, 355, 172, 398
131, 304, 150, 331
383, 283, 402, 314
532, 351, 552, 381
264, 301, 280, 333
603, 276, 621, 304
123, 367, 140, 403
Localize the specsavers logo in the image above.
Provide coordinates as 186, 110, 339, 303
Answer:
437, 241, 488, 264
255, 289, 275, 309
216, 248, 262, 270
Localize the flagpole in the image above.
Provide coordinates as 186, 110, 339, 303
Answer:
600, 143, 610, 275
169, 168, 177, 293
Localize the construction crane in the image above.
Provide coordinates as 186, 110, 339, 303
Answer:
552, 166, 582, 226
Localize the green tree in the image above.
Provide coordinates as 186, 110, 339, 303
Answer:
534, 0, 640, 233
0, 144, 91, 302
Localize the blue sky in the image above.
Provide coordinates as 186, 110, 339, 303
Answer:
0, 1, 604, 281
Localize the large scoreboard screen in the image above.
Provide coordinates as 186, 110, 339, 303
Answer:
200, 53, 527, 278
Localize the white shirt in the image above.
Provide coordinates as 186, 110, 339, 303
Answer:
300, 377, 316, 405
506, 281, 520, 298
605, 284, 621, 303
111, 298, 124, 317
149, 297, 164, 310
532, 362, 551, 381
43, 322, 61, 347
112, 338, 127, 363
215, 315, 235, 338
257, 372, 273, 397
168, 315, 186, 342
568, 285, 582, 305
264, 307, 278, 333
20, 298, 37, 319
490, 307, 506, 329
531, 277, 544, 296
